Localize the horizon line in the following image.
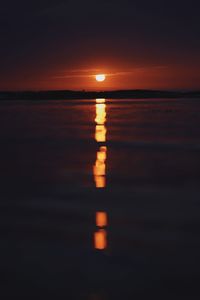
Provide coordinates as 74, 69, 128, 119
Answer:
1, 88, 200, 93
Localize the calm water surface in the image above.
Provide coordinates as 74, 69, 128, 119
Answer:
1, 98, 200, 299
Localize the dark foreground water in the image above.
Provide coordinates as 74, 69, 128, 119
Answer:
1, 98, 200, 299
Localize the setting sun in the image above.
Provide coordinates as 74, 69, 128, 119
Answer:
95, 74, 106, 82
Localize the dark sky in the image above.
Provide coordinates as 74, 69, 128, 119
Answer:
1, 0, 200, 90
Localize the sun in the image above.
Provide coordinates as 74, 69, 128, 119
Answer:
95, 74, 106, 82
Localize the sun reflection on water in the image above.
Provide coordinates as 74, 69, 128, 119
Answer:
93, 146, 107, 188
94, 212, 108, 250
96, 211, 107, 227
93, 99, 108, 251
93, 99, 107, 187
94, 229, 107, 250
96, 98, 106, 104
95, 103, 106, 124
94, 98, 107, 143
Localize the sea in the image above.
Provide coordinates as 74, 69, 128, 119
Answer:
1, 98, 200, 299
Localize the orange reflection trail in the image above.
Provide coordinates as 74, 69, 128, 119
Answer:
96, 98, 106, 104
93, 99, 107, 188
93, 146, 107, 188
95, 98, 107, 143
94, 212, 108, 250
94, 229, 107, 250
93, 99, 108, 250
96, 211, 107, 227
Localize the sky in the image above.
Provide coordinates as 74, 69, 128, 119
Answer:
1, 0, 200, 91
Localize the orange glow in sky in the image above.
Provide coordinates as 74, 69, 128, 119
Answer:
1, 0, 200, 92
3, 64, 200, 91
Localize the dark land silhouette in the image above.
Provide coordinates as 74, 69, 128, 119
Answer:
0, 89, 200, 100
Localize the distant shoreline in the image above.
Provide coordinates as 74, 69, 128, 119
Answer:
0, 89, 200, 100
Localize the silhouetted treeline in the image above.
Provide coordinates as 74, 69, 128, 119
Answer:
0, 89, 200, 100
